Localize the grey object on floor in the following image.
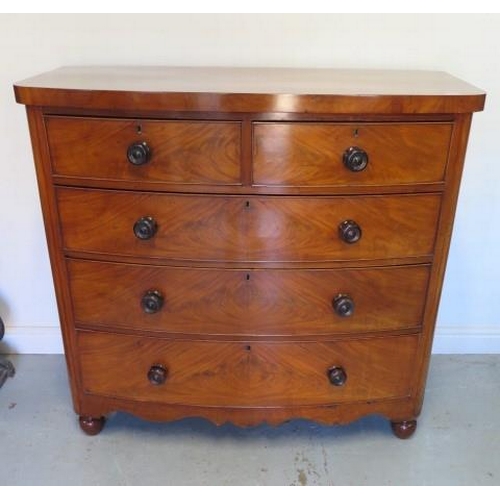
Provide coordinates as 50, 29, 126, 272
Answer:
0, 359, 15, 388
0, 354, 498, 485
0, 317, 15, 388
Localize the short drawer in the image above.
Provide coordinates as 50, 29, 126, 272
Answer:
57, 188, 441, 263
68, 260, 430, 335
46, 117, 241, 186
253, 122, 452, 187
78, 331, 419, 406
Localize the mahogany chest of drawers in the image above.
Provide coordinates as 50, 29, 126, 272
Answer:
14, 67, 485, 437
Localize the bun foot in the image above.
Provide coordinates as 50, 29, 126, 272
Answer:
391, 419, 417, 439
79, 415, 106, 435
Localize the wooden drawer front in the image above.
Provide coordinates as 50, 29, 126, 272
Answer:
57, 188, 440, 263
46, 117, 241, 186
253, 122, 452, 187
78, 331, 418, 406
68, 260, 429, 335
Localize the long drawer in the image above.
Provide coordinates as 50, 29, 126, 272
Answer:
253, 122, 452, 187
68, 260, 430, 335
57, 188, 441, 263
46, 117, 242, 186
78, 331, 419, 407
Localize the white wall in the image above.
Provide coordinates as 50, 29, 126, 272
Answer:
1, 13, 499, 354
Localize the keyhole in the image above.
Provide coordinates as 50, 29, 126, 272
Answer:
245, 345, 251, 351
245, 200, 250, 208
136, 124, 142, 134
353, 128, 359, 137
246, 273, 250, 281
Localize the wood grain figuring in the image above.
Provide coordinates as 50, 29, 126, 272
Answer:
253, 122, 452, 187
56, 188, 441, 263
77, 331, 419, 406
67, 260, 429, 335
46, 117, 241, 186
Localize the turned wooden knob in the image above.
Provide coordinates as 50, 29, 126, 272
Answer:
343, 146, 368, 172
127, 141, 151, 166
339, 220, 362, 244
332, 294, 355, 317
327, 366, 347, 386
141, 290, 164, 314
133, 216, 157, 240
147, 365, 168, 385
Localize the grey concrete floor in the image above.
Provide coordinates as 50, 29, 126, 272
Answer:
0, 354, 498, 485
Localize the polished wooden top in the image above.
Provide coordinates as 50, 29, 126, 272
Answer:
14, 66, 485, 114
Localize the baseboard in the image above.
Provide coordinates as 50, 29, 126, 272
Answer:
0, 326, 64, 354
1, 326, 500, 355
433, 327, 500, 354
